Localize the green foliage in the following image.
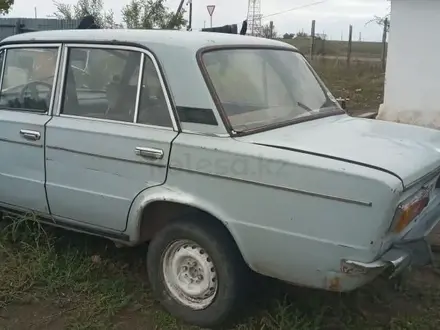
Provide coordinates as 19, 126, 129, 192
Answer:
0, 0, 13, 15
296, 31, 309, 38
122, 0, 186, 30
261, 23, 277, 39
52, 0, 118, 28
53, 0, 185, 30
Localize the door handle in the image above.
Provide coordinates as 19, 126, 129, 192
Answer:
20, 129, 41, 141
135, 147, 164, 160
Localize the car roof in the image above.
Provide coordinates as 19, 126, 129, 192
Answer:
0, 29, 297, 53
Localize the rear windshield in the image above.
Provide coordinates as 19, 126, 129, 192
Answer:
202, 48, 342, 133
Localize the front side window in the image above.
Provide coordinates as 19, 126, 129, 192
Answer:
0, 47, 59, 112
202, 48, 341, 133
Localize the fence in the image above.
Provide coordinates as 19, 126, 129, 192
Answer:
0, 18, 82, 41
271, 19, 389, 71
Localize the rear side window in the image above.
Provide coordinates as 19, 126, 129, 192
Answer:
0, 47, 59, 112
61, 47, 141, 123
61, 46, 173, 128
136, 55, 173, 128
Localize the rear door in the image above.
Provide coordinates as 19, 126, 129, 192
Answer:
0, 44, 61, 214
45, 44, 179, 231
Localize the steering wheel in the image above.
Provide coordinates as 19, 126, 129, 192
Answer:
20, 81, 53, 106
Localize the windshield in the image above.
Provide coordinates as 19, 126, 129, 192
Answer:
202, 48, 342, 133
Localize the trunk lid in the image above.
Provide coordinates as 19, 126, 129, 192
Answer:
235, 115, 440, 188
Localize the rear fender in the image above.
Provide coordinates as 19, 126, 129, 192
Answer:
124, 185, 246, 251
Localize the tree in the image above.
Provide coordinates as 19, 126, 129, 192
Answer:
52, 0, 118, 28
261, 23, 277, 39
0, 0, 14, 15
122, 0, 186, 30
283, 33, 295, 39
296, 31, 309, 38
367, 5, 391, 33
369, 14, 390, 33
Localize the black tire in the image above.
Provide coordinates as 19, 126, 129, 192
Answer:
147, 214, 248, 328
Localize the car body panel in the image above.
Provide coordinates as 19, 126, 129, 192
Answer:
235, 114, 440, 189
159, 134, 403, 282
0, 110, 50, 213
45, 115, 178, 231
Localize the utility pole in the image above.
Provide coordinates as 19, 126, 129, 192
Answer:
381, 17, 389, 71
347, 24, 353, 66
269, 21, 274, 39
168, 0, 185, 29
310, 20, 316, 59
187, 0, 193, 31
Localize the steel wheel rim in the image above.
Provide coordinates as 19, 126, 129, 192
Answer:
161, 239, 218, 310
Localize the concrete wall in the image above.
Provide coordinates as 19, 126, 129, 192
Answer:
377, 0, 440, 129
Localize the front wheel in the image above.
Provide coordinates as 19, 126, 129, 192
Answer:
147, 216, 248, 327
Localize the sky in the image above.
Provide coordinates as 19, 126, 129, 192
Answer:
7, 0, 390, 41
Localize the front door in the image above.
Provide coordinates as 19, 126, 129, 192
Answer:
0, 45, 61, 214
45, 45, 179, 231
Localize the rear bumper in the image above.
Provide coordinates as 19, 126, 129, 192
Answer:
342, 238, 432, 279
342, 201, 440, 280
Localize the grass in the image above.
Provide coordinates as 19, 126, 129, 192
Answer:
311, 57, 385, 113
280, 37, 386, 60
2, 213, 440, 330
0, 59, 404, 330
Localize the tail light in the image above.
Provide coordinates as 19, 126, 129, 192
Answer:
390, 189, 430, 233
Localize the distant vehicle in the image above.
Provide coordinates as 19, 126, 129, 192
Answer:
0, 29, 440, 328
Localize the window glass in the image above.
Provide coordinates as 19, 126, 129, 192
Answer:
61, 47, 141, 123
203, 49, 340, 133
136, 56, 172, 127
0, 47, 59, 112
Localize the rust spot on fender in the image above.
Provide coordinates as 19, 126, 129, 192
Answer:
328, 276, 341, 291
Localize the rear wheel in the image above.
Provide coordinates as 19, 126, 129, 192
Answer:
147, 215, 248, 327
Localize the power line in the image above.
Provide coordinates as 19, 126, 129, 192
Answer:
262, 0, 329, 19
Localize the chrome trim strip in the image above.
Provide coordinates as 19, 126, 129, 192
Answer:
169, 165, 373, 207
0, 137, 42, 147
0, 48, 7, 91
0, 43, 62, 49
404, 165, 440, 191
48, 45, 63, 116
63, 43, 178, 131
58, 114, 174, 131
46, 145, 167, 167
133, 53, 145, 123
54, 44, 69, 116
181, 129, 230, 137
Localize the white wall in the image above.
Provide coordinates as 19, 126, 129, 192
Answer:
377, 0, 440, 129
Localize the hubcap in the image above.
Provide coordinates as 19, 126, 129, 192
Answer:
162, 239, 218, 310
